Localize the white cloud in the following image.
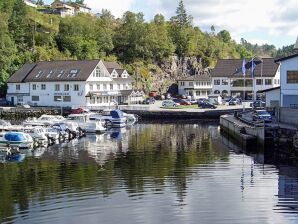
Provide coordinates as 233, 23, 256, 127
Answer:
84, 0, 135, 18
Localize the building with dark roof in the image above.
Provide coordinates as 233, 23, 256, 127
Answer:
177, 75, 212, 99
210, 58, 280, 100
6, 60, 144, 107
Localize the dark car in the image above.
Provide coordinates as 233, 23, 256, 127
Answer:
197, 98, 209, 107
199, 101, 217, 109
228, 98, 241, 105
251, 100, 266, 109
143, 97, 156, 104
252, 110, 272, 122
173, 99, 191, 106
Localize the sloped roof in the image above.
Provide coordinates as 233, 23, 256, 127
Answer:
116, 69, 125, 74
177, 75, 211, 81
103, 61, 122, 69
8, 60, 129, 83
25, 60, 100, 82
275, 53, 298, 62
210, 58, 279, 78
7, 63, 37, 83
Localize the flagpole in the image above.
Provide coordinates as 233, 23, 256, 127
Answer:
242, 59, 246, 112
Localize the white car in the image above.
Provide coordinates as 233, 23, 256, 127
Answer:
162, 100, 179, 107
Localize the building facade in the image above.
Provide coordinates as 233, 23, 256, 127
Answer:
51, 0, 91, 17
6, 60, 144, 108
210, 58, 280, 100
177, 75, 212, 99
276, 54, 298, 107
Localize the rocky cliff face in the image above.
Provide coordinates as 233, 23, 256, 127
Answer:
148, 56, 211, 95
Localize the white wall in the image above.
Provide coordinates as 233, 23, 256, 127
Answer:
265, 89, 280, 107
279, 57, 298, 106
178, 80, 212, 99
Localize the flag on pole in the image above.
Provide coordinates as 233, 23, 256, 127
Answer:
251, 58, 256, 78
242, 59, 246, 76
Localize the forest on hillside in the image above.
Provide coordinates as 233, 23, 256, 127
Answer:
0, 0, 295, 95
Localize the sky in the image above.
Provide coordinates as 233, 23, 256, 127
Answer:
44, 0, 298, 48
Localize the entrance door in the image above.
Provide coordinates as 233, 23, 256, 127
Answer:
11, 97, 14, 105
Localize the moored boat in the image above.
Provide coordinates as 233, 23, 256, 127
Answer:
0, 132, 34, 150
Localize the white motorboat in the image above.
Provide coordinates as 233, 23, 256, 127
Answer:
0, 132, 34, 150
23, 115, 65, 126
67, 114, 106, 133
89, 109, 127, 128
23, 126, 48, 146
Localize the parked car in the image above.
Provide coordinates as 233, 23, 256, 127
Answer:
162, 100, 179, 107
251, 100, 266, 109
143, 97, 156, 104
197, 98, 209, 107
199, 101, 217, 109
173, 99, 191, 106
252, 110, 272, 122
71, 107, 90, 114
17, 104, 30, 109
228, 98, 242, 105
186, 99, 198, 105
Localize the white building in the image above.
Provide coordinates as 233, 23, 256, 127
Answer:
210, 58, 280, 100
275, 54, 298, 107
24, 0, 37, 8
51, 0, 91, 17
258, 87, 280, 107
177, 75, 212, 99
6, 60, 144, 108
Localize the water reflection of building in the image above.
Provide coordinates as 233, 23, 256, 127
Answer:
84, 128, 129, 165
277, 166, 298, 212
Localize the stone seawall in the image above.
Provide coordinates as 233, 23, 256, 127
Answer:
123, 109, 243, 119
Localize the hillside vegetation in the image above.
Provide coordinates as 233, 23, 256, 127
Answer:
0, 0, 294, 95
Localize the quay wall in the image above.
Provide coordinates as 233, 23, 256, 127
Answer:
220, 115, 264, 146
279, 108, 298, 127
122, 109, 243, 119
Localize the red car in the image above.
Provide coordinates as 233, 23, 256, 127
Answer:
173, 99, 191, 106
71, 107, 90, 114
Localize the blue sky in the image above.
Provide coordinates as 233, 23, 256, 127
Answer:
44, 0, 298, 48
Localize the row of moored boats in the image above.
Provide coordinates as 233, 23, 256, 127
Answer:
0, 109, 138, 159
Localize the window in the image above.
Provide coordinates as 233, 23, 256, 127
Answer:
196, 91, 200, 96
103, 84, 107, 90
32, 84, 37, 90
63, 96, 71, 102
214, 80, 220, 85
230, 79, 252, 87
180, 81, 185, 86
64, 84, 69, 91
189, 82, 193, 86
196, 82, 199, 86
55, 84, 60, 91
36, 70, 43, 78
57, 70, 64, 78
47, 70, 54, 78
256, 79, 263, 85
74, 84, 79, 91
122, 73, 127, 78
41, 84, 46, 90
117, 84, 120, 89
68, 69, 79, 78
89, 84, 93, 91
287, 71, 298, 83
32, 96, 39, 101
16, 84, 20, 90
54, 96, 62, 102
222, 79, 228, 85
95, 68, 100, 77
265, 79, 272, 85
110, 84, 113, 90
278, 79, 280, 85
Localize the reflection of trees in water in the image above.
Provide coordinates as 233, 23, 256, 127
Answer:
0, 123, 228, 222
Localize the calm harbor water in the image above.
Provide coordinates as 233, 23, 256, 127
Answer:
0, 121, 298, 224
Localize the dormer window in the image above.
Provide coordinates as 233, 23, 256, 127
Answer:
36, 70, 43, 78
47, 70, 54, 78
95, 67, 101, 77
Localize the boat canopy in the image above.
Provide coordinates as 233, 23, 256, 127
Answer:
111, 110, 124, 119
4, 132, 26, 142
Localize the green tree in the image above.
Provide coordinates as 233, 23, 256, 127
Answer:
217, 30, 231, 43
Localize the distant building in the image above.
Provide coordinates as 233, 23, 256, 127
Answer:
275, 54, 298, 107
177, 75, 212, 99
210, 58, 280, 100
6, 60, 144, 108
24, 0, 37, 8
51, 0, 91, 17
257, 86, 280, 107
